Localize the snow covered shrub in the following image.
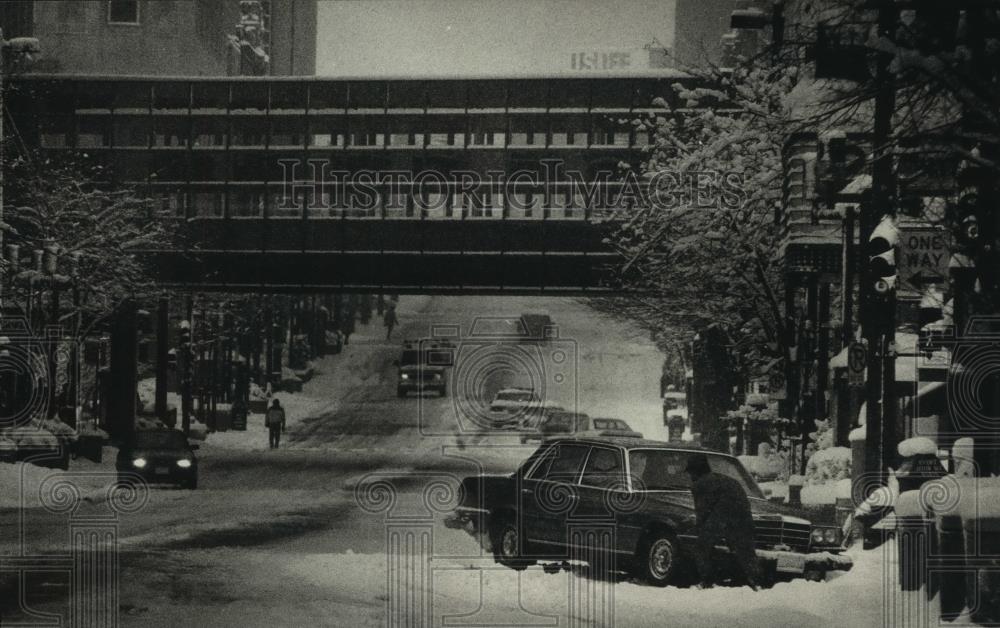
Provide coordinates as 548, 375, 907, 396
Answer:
805, 446, 852, 484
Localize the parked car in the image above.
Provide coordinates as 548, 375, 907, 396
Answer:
521, 410, 587, 443
521, 413, 642, 442
4, 425, 71, 470
486, 387, 540, 428
116, 429, 199, 489
446, 437, 852, 586
517, 403, 566, 439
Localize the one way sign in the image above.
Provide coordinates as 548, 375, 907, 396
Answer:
899, 227, 949, 289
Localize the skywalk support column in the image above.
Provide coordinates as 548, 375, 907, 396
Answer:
108, 299, 137, 442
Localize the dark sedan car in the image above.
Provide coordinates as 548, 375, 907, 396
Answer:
446, 437, 851, 586
116, 429, 199, 489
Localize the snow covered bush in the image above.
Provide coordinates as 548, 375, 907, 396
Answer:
805, 446, 852, 484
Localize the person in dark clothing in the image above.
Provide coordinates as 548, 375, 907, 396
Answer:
383, 305, 398, 340
265, 398, 286, 449
685, 453, 759, 590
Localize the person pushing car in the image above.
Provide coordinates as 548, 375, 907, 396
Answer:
685, 452, 760, 590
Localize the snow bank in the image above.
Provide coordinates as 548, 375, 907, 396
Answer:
0, 461, 111, 509
761, 478, 852, 506
897, 437, 937, 458
271, 544, 886, 628
739, 454, 784, 481
894, 489, 926, 518
952, 437, 975, 478
950, 477, 1000, 523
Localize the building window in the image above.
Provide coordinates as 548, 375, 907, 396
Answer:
107, 1, 139, 25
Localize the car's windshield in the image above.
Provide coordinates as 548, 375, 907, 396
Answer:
628, 449, 762, 498
400, 349, 422, 365
133, 431, 188, 450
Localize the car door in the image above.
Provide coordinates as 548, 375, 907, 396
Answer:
524, 442, 590, 550
573, 446, 629, 555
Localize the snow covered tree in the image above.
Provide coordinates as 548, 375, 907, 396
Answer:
2, 149, 182, 335
607, 61, 801, 387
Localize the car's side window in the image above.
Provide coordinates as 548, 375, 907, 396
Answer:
580, 446, 625, 489
518, 445, 555, 480
523, 445, 557, 480
543, 444, 590, 484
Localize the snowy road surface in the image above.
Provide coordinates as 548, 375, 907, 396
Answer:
1, 296, 887, 627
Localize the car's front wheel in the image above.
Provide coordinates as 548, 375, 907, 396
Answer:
636, 533, 681, 586
490, 515, 534, 571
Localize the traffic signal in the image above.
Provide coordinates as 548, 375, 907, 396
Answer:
178, 320, 191, 347
952, 158, 983, 252
868, 214, 899, 333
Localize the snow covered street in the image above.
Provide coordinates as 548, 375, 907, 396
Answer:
2, 296, 889, 627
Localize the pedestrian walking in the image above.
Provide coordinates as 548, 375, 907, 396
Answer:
342, 296, 357, 345
685, 453, 760, 590
265, 398, 286, 449
383, 304, 398, 340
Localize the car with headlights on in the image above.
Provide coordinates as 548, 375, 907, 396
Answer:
445, 437, 851, 586
395, 339, 451, 397
116, 429, 199, 489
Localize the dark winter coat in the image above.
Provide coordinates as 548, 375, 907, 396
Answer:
265, 407, 286, 428
691, 472, 755, 540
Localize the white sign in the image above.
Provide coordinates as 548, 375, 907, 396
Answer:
900, 227, 949, 288
570, 51, 633, 71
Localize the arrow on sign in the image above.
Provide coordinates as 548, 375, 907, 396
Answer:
908, 269, 945, 287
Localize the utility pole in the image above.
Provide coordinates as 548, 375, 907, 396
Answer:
180, 295, 193, 435
862, 1, 899, 487
155, 294, 169, 423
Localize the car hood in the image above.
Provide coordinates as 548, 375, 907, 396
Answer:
642, 491, 810, 526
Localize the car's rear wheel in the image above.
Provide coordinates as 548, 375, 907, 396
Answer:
636, 533, 681, 586
490, 514, 534, 571
397, 386, 406, 398
182, 475, 198, 490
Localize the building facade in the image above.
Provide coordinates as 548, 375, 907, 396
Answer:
0, 0, 316, 76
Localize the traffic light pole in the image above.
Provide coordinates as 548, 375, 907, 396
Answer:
862, 2, 898, 487
155, 295, 168, 423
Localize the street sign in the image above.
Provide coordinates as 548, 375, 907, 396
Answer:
899, 227, 949, 289
848, 341, 866, 385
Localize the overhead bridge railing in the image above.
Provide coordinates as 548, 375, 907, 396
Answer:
147, 250, 622, 293
167, 179, 632, 256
